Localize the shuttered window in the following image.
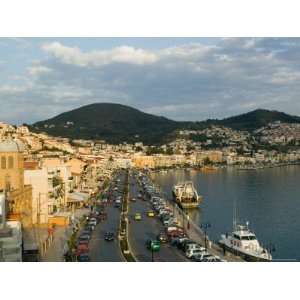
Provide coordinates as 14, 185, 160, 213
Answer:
1, 157, 6, 169
8, 156, 13, 169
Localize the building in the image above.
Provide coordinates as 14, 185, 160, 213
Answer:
0, 139, 33, 227
24, 168, 49, 224
0, 194, 23, 262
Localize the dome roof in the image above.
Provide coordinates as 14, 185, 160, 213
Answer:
0, 139, 25, 153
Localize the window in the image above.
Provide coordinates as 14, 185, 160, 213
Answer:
1, 156, 6, 169
233, 234, 241, 240
8, 156, 13, 169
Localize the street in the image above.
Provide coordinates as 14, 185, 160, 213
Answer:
89, 172, 125, 262
128, 174, 187, 262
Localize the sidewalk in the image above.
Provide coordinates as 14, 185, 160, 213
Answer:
41, 208, 90, 262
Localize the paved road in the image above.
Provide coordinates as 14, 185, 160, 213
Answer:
89, 173, 125, 262
128, 175, 187, 262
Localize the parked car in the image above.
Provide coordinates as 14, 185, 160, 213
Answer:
78, 239, 89, 246
79, 234, 90, 241
76, 244, 89, 255
202, 256, 224, 262
185, 243, 203, 252
185, 247, 206, 259
192, 253, 214, 262
77, 254, 90, 262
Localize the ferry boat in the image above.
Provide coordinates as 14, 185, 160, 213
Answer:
172, 181, 203, 209
219, 222, 272, 261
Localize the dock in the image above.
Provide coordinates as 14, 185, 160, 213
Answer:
150, 177, 244, 262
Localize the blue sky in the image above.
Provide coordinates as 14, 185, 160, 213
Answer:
1, 37, 300, 124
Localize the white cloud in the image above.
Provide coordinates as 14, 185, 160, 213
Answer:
0, 84, 30, 95
42, 42, 158, 67
4, 38, 300, 124
27, 65, 52, 76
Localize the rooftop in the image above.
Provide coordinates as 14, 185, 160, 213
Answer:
0, 139, 25, 153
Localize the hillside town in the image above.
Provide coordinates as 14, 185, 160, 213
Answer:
1, 120, 300, 261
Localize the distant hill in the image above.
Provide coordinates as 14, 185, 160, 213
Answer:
31, 103, 182, 144
31, 104, 300, 144
217, 109, 300, 131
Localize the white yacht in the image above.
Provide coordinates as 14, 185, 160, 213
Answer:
219, 222, 272, 262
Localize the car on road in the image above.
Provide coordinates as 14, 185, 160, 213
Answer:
104, 232, 115, 241
77, 254, 90, 262
146, 240, 161, 251
130, 197, 136, 202
156, 232, 168, 243
147, 211, 155, 217
114, 202, 121, 208
134, 213, 142, 221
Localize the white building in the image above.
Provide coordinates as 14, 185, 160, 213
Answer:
0, 194, 22, 262
24, 168, 49, 224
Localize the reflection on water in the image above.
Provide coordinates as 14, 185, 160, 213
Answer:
151, 166, 300, 260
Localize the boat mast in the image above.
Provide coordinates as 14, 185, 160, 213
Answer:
233, 198, 237, 231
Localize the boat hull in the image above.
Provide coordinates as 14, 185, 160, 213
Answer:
172, 192, 202, 209
218, 241, 272, 262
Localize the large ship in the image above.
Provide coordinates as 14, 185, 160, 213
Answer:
172, 181, 203, 209
218, 222, 272, 262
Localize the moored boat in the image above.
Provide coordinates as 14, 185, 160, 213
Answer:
172, 181, 203, 209
218, 222, 272, 261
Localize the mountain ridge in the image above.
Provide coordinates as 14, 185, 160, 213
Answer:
30, 103, 300, 144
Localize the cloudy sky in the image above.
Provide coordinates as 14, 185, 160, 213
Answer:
1, 37, 300, 124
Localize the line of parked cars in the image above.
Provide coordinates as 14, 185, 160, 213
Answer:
138, 172, 225, 262
76, 209, 108, 261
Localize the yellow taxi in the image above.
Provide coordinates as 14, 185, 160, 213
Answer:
147, 211, 155, 217
134, 213, 142, 221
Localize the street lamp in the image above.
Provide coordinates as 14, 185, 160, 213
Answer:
200, 222, 211, 250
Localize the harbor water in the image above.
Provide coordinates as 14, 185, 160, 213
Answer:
151, 166, 300, 261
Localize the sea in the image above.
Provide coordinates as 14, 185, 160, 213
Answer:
151, 166, 300, 261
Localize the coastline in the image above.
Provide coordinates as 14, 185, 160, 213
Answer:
148, 161, 300, 174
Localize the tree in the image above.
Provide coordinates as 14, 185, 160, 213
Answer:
166, 147, 174, 155
203, 157, 212, 165
135, 146, 143, 152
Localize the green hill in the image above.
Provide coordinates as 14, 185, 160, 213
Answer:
31, 103, 181, 144
217, 109, 300, 131
31, 104, 300, 144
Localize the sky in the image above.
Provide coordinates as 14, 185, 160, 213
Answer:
1, 37, 300, 124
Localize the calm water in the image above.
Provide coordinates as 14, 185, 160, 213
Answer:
151, 166, 300, 261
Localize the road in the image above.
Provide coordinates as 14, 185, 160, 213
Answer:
128, 174, 187, 262
89, 172, 125, 262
